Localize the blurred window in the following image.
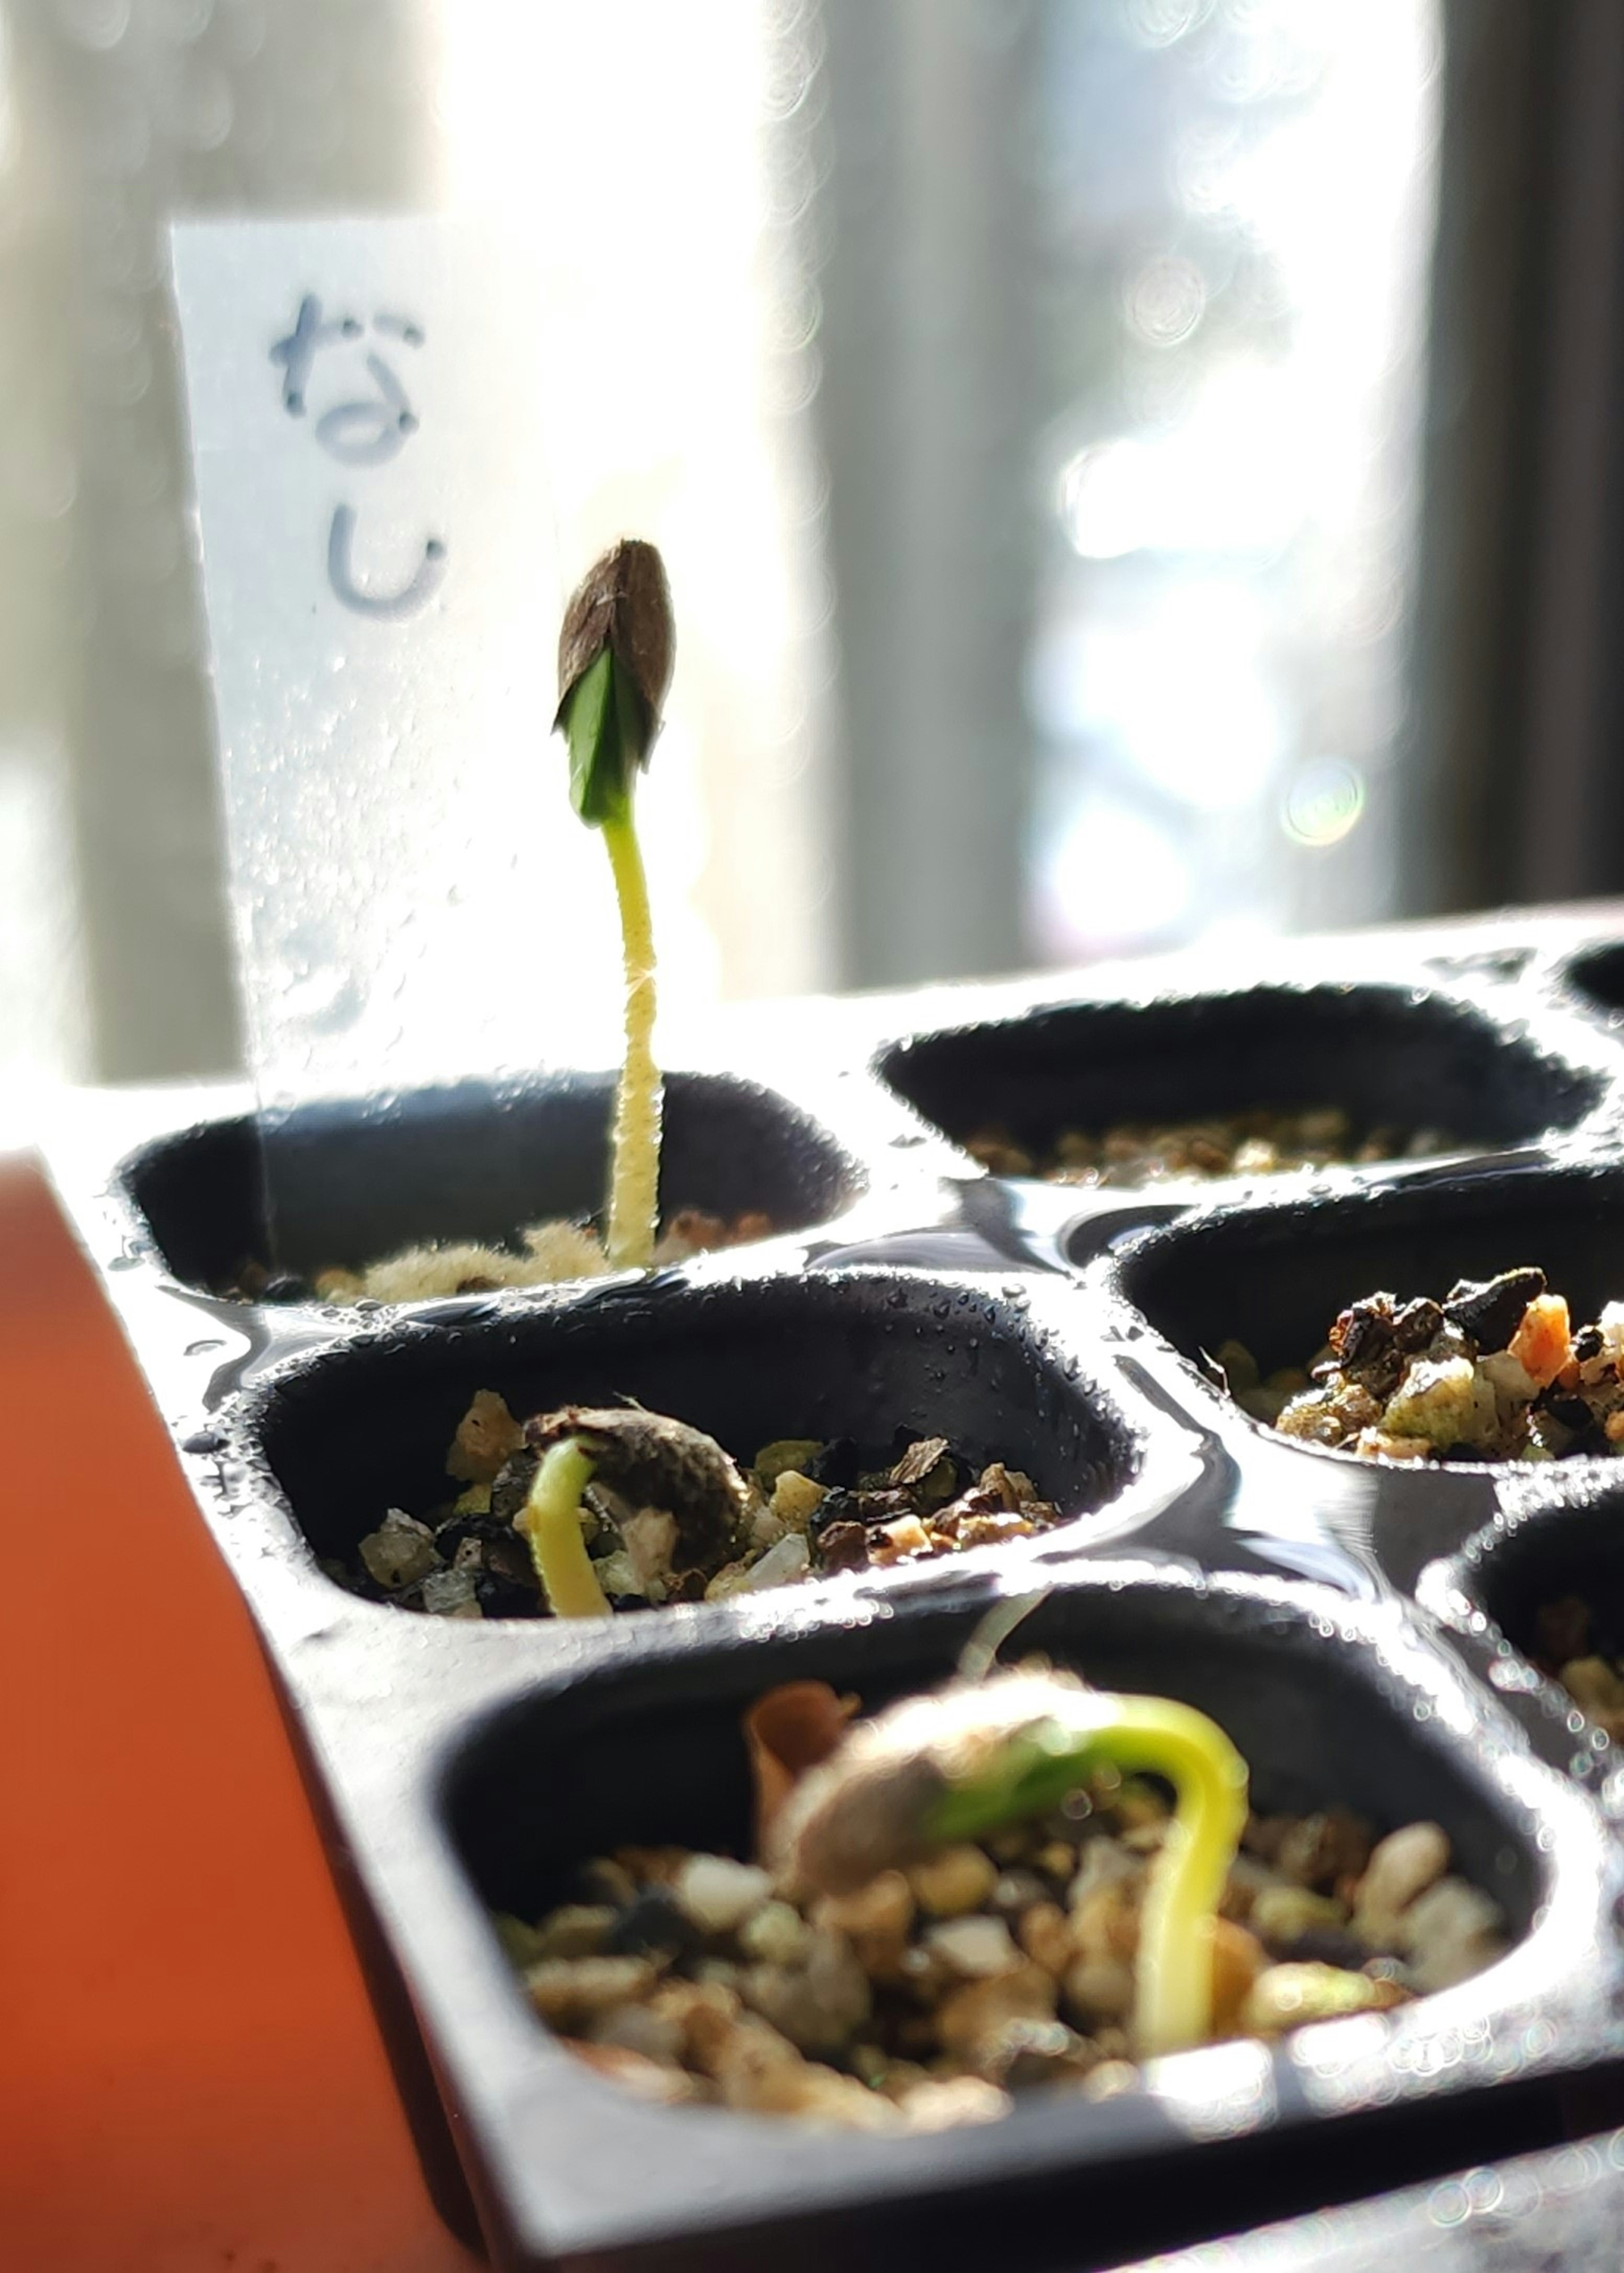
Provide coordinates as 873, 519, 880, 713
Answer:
0, 0, 1448, 1112
816, 0, 1443, 977
1029, 0, 1441, 962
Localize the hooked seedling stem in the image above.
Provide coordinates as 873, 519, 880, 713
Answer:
518, 1439, 611, 1618
926, 1691, 1249, 2055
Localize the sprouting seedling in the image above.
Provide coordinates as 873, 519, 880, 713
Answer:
554, 539, 676, 1273
521, 1437, 612, 1619
771, 1668, 1249, 2059
517, 1404, 748, 1619
955, 1586, 1053, 1684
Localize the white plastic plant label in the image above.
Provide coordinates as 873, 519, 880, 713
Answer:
170, 217, 626, 1105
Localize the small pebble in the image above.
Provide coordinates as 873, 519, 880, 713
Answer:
1016, 1899, 1075, 1977
744, 1930, 872, 2055
1209, 1917, 1268, 2034
574, 1857, 636, 1909
935, 1962, 1059, 2061
982, 2017, 1098, 2091
530, 1905, 615, 1962
909, 1844, 999, 1918
991, 1869, 1049, 1915
926, 1915, 1020, 1979
738, 1899, 813, 1968
588, 2002, 683, 2065
734, 1533, 812, 1593
420, 1566, 482, 1619
770, 1470, 828, 1531
524, 1955, 656, 2028
1063, 1953, 1135, 2027
1352, 1822, 1449, 1944
1276, 1809, 1372, 1893
358, 1509, 439, 1591
1240, 1962, 1408, 2035
1070, 1881, 1138, 1965
898, 2075, 1013, 2130
1249, 1885, 1349, 1951
565, 2037, 705, 2105
1067, 1838, 1138, 1911
675, 1854, 773, 1935
608, 1885, 702, 1961
1402, 1877, 1505, 1991
812, 1871, 915, 1978
870, 1512, 933, 1564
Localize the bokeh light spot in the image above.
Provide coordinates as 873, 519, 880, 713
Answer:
1281, 756, 1365, 846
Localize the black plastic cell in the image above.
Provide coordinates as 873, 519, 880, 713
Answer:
1422, 1491, 1624, 1789
1563, 941, 1624, 1019
434, 1570, 1608, 2273
47, 912, 1624, 2273
1116, 1158, 1624, 1392
249, 1271, 1136, 1580
1456, 1492, 1624, 1673
450, 1572, 1536, 1935
879, 982, 1601, 1169
120, 1068, 862, 1294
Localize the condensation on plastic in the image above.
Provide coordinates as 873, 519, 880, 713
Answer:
174, 215, 596, 1104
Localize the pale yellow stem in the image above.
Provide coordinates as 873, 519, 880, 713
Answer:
1108, 1701, 1251, 2057
600, 810, 662, 1271
927, 1691, 1249, 2056
518, 1440, 612, 1618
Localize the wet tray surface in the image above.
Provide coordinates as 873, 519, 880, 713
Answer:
47, 903, 1624, 2273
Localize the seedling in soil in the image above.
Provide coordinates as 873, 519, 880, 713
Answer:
776, 1668, 1250, 2056
518, 1404, 746, 1622
554, 538, 675, 1273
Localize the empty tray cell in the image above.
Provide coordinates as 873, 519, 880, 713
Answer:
436, 1574, 1567, 2268
1460, 1495, 1624, 1746
248, 1271, 1135, 1614
119, 1069, 861, 1297
878, 983, 1599, 1184
1118, 1160, 1624, 1466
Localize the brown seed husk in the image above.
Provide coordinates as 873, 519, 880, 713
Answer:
745, 1682, 862, 1849
555, 538, 675, 734
773, 1671, 1087, 1898
524, 1404, 747, 1572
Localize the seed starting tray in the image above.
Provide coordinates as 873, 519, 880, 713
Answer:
46, 905, 1624, 2273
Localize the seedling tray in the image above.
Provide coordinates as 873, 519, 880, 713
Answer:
46, 902, 1624, 2272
